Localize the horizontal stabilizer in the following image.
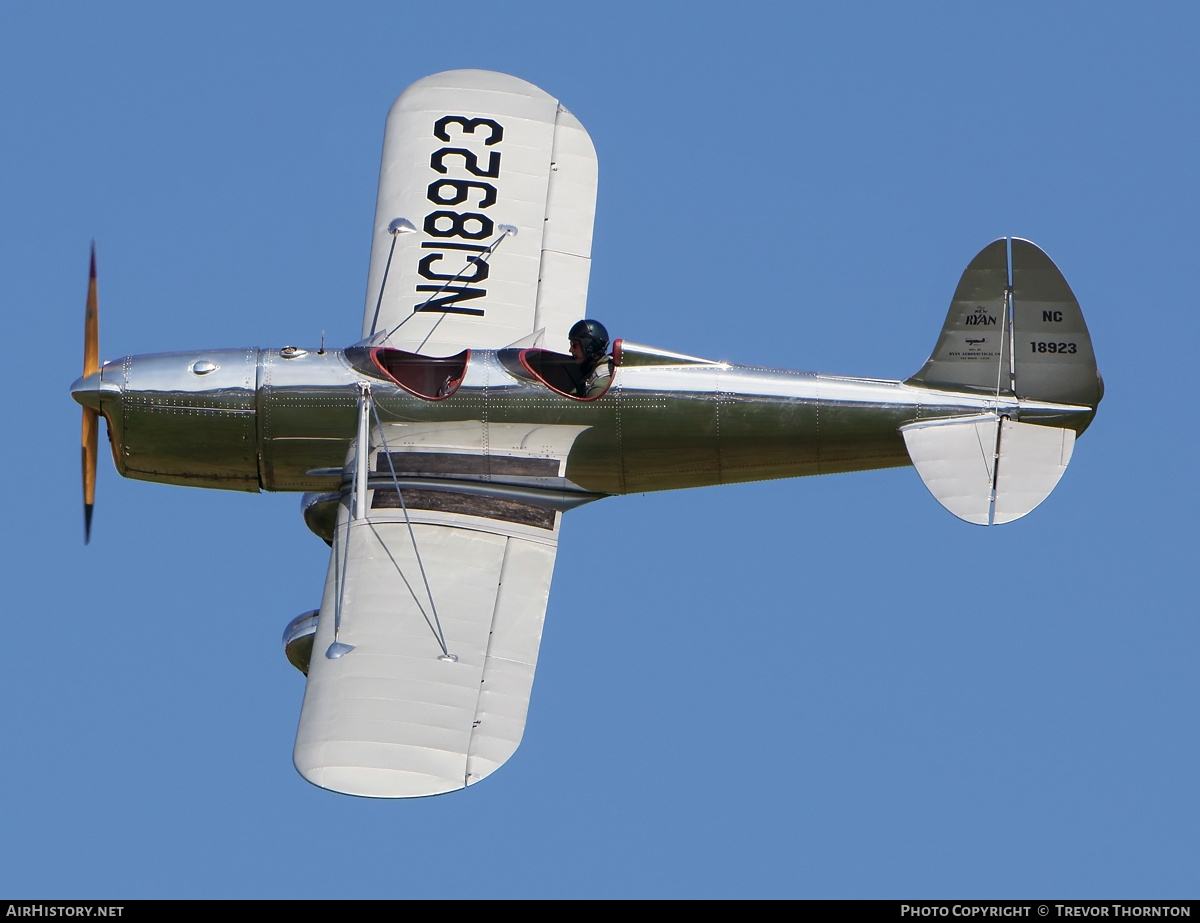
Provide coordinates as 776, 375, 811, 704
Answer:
902, 415, 1075, 525
992, 417, 1075, 524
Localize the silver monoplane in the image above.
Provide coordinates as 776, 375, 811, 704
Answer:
70, 71, 1102, 798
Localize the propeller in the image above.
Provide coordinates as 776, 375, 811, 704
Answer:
81, 243, 99, 543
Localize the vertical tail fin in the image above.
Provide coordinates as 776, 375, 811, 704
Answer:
906, 238, 1102, 409
907, 238, 1011, 396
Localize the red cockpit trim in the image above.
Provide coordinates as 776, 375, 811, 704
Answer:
369, 347, 470, 401
518, 341, 621, 401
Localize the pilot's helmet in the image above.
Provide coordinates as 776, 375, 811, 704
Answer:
569, 319, 610, 360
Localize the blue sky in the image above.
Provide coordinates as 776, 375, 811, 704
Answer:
2, 2, 1197, 898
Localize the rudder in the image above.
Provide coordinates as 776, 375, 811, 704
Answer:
1010, 238, 1101, 407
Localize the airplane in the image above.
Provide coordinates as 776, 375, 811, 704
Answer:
71, 70, 1102, 799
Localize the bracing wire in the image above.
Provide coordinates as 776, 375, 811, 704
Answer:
383, 227, 515, 344
370, 399, 452, 657
368, 232, 400, 336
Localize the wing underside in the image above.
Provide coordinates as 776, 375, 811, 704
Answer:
292, 412, 602, 798
362, 70, 598, 356
295, 487, 563, 798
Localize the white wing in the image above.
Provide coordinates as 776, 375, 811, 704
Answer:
362, 70, 598, 356
294, 489, 562, 797
293, 418, 596, 798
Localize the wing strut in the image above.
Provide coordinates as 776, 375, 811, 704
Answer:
325, 381, 375, 660
328, 382, 458, 661
369, 398, 457, 662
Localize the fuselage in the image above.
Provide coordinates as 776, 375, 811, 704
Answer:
71, 338, 1095, 500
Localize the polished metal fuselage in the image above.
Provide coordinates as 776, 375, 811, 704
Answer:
76, 340, 1095, 499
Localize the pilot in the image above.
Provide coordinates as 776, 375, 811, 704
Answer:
568, 319, 612, 398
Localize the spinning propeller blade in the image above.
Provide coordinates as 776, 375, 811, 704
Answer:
81, 244, 99, 543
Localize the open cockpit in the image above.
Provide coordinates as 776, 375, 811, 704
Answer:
347, 340, 623, 401
498, 341, 622, 400
367, 347, 469, 400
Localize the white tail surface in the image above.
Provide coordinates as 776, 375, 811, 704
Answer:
902, 415, 1075, 526
993, 418, 1075, 524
